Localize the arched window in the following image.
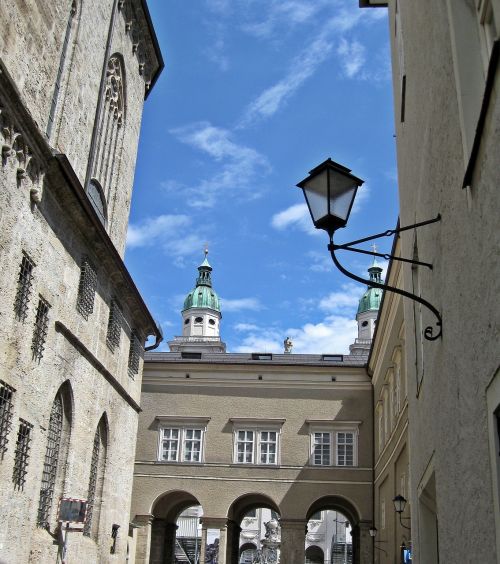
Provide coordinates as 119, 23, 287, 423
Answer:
83, 415, 108, 538
37, 385, 72, 528
305, 545, 324, 563
88, 179, 107, 226
90, 55, 126, 207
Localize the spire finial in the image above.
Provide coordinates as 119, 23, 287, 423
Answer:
204, 243, 209, 258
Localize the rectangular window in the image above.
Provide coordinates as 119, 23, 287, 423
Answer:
128, 330, 141, 378
12, 419, 33, 490
236, 430, 255, 463
106, 299, 122, 352
183, 429, 202, 462
14, 253, 35, 322
76, 257, 97, 319
337, 432, 354, 466
0, 380, 15, 459
32, 297, 50, 362
312, 432, 331, 466
258, 431, 277, 464
159, 427, 204, 463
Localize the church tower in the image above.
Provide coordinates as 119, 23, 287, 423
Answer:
168, 250, 226, 353
349, 259, 383, 356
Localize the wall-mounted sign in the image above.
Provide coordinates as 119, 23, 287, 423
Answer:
58, 498, 87, 525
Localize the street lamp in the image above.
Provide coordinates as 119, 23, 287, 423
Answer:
392, 495, 411, 530
296, 158, 442, 340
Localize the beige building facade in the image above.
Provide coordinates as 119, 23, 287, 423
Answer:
0, 1, 162, 562
362, 0, 500, 562
132, 351, 374, 564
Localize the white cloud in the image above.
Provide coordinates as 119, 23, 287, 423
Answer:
169, 122, 270, 207
221, 297, 264, 312
234, 322, 260, 332
319, 283, 362, 313
271, 203, 318, 236
127, 214, 191, 247
308, 251, 334, 273
238, 36, 334, 127
337, 38, 366, 78
126, 214, 205, 266
232, 314, 358, 354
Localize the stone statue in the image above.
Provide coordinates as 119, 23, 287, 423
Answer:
205, 538, 219, 564
283, 337, 293, 354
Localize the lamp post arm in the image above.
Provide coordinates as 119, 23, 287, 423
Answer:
398, 514, 412, 530
334, 214, 441, 249
332, 244, 434, 270
328, 240, 442, 341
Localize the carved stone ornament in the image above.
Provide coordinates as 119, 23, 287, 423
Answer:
0, 105, 45, 201
105, 57, 124, 126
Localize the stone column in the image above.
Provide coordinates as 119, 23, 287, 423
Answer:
149, 518, 167, 564
200, 517, 230, 564
279, 519, 307, 563
226, 520, 241, 564
358, 520, 374, 564
133, 514, 154, 564
163, 523, 178, 564
199, 526, 208, 564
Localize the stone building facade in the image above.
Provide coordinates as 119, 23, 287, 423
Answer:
0, 1, 162, 562
361, 1, 500, 562
130, 258, 378, 564
367, 236, 409, 563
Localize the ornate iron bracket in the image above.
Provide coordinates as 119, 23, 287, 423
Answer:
328, 214, 442, 341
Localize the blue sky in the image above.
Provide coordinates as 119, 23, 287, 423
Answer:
125, 0, 398, 354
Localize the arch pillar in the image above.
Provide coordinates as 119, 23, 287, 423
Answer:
163, 523, 178, 564
279, 519, 307, 563
133, 514, 154, 564
200, 517, 229, 564
226, 520, 241, 564
357, 520, 373, 564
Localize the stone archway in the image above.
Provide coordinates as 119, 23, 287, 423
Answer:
149, 490, 202, 564
227, 493, 281, 564
306, 496, 371, 564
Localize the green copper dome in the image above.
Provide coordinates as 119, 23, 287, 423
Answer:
183, 252, 221, 313
357, 262, 383, 314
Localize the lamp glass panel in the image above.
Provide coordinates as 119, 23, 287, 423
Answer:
302, 169, 329, 224
328, 169, 358, 221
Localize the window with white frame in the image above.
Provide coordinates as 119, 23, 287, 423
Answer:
308, 422, 359, 467
157, 417, 209, 463
230, 418, 284, 465
234, 430, 278, 465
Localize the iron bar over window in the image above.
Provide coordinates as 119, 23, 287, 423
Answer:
83, 426, 101, 537
37, 394, 63, 528
14, 253, 35, 322
0, 380, 15, 459
76, 257, 97, 319
128, 330, 142, 378
106, 299, 122, 352
32, 297, 50, 362
13, 419, 33, 490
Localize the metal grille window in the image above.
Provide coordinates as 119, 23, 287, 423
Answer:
258, 431, 277, 464
83, 426, 101, 537
128, 330, 141, 378
336, 432, 354, 466
14, 253, 35, 322
106, 299, 122, 352
312, 432, 331, 466
32, 297, 50, 362
0, 380, 15, 459
37, 395, 63, 527
12, 419, 33, 490
76, 258, 97, 319
236, 431, 255, 463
